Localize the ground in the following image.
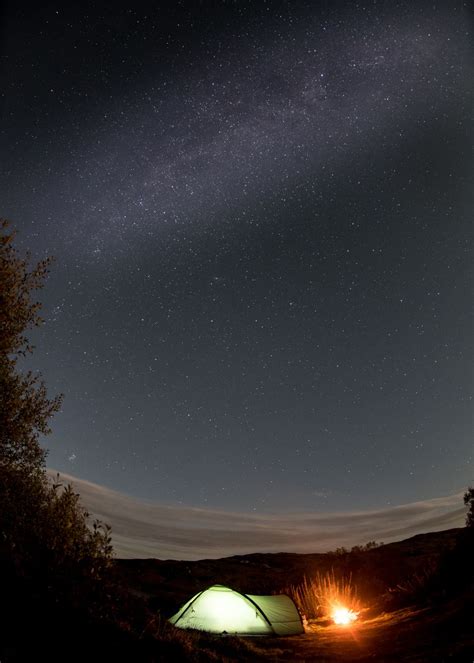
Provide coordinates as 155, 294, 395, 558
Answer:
3, 529, 472, 661
113, 528, 474, 661
244, 604, 474, 662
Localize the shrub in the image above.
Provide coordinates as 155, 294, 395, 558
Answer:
464, 487, 474, 528
0, 219, 117, 657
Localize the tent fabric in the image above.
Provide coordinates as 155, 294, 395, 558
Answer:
169, 584, 304, 636
246, 594, 305, 635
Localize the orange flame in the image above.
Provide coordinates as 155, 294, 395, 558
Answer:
332, 606, 359, 625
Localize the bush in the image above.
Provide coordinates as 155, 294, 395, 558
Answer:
0, 220, 118, 658
464, 487, 474, 528
0, 465, 112, 587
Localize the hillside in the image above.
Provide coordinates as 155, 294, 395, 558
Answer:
110, 527, 473, 661
114, 528, 462, 616
1, 527, 473, 661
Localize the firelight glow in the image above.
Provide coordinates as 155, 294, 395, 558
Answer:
332, 607, 359, 626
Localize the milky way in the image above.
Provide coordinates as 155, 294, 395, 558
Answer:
6, 6, 468, 256
1, 1, 472, 516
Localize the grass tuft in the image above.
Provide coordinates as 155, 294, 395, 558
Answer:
288, 569, 361, 620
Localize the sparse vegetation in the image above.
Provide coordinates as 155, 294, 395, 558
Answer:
288, 569, 361, 621
0, 220, 121, 660
464, 486, 474, 528
0, 220, 113, 585
327, 540, 384, 556
0, 220, 62, 472
350, 540, 384, 553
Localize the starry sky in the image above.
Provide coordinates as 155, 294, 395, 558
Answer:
1, 1, 472, 517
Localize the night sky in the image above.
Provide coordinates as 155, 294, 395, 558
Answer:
1, 1, 472, 518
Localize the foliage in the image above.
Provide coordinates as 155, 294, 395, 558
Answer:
0, 466, 113, 582
328, 540, 384, 556
0, 219, 63, 471
350, 540, 384, 553
464, 486, 474, 528
0, 219, 115, 640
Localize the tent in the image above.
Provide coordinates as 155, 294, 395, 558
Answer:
169, 584, 304, 635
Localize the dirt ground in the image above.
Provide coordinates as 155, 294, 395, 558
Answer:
231, 604, 474, 662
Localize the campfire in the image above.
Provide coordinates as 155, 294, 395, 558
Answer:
290, 570, 362, 628
331, 605, 359, 625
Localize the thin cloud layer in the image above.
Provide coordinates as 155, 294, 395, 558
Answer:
48, 470, 466, 560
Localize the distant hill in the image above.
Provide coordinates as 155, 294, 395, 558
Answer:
114, 527, 462, 616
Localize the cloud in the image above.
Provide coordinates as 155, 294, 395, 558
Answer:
48, 470, 466, 560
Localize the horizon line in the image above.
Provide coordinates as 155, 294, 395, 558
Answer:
47, 469, 467, 560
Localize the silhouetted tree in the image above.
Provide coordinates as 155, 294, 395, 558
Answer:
0, 218, 112, 612
0, 219, 62, 472
464, 486, 474, 528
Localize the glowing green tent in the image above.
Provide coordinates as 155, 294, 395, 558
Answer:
169, 584, 304, 635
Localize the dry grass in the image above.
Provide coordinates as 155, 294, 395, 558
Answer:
143, 613, 275, 662
288, 569, 362, 620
